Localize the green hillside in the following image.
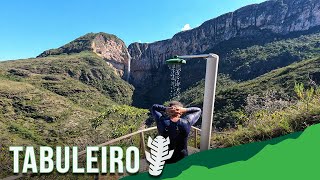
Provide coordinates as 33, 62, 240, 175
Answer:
173, 55, 320, 150
1, 52, 133, 105
0, 52, 148, 178
177, 56, 320, 127
218, 32, 320, 81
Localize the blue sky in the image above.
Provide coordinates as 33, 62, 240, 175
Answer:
0, 0, 266, 60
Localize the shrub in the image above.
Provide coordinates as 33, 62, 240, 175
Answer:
212, 84, 320, 148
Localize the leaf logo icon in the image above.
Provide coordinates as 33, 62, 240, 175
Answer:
145, 136, 174, 176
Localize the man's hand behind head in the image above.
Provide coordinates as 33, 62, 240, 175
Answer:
166, 106, 187, 117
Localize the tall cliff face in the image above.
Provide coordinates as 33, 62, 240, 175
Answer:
128, 0, 320, 107
38, 32, 130, 80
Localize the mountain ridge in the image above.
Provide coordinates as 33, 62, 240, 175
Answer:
38, 32, 131, 80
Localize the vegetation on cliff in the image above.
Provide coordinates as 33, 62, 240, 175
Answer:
176, 56, 320, 148
177, 32, 320, 129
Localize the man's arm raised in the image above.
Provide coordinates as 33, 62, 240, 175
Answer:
182, 107, 202, 126
151, 104, 167, 122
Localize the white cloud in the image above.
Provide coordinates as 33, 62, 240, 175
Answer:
181, 24, 192, 31
137, 40, 150, 44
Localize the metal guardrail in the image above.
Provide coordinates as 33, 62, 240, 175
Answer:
2, 126, 201, 180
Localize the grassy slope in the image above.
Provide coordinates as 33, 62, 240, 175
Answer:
0, 52, 148, 178
0, 52, 148, 146
0, 78, 97, 145
1, 52, 134, 105
216, 56, 320, 111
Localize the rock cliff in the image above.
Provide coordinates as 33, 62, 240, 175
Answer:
128, 0, 320, 107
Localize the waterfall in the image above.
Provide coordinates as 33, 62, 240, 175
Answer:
126, 51, 131, 82
169, 64, 181, 99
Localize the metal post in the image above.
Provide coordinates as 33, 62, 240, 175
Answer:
177, 54, 219, 151
200, 54, 219, 151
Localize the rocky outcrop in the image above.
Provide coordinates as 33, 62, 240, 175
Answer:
38, 32, 130, 80
128, 0, 320, 107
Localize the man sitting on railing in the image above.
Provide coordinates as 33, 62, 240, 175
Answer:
151, 101, 202, 163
